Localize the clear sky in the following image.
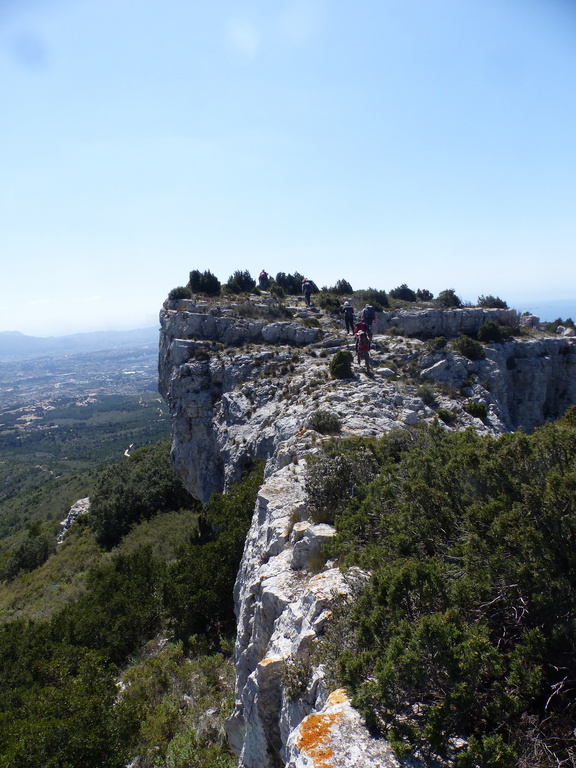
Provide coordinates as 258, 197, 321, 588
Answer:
1, 0, 575, 336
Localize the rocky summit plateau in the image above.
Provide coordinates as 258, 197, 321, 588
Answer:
158, 294, 576, 768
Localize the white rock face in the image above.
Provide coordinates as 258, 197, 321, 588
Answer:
57, 497, 90, 543
373, 306, 518, 337
285, 689, 400, 768
157, 301, 576, 767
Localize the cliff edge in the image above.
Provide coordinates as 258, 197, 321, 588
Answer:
158, 296, 576, 768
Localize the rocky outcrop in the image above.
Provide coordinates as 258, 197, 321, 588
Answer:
158, 299, 576, 767
57, 497, 90, 544
373, 306, 518, 338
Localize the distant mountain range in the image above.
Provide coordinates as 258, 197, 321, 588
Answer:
0, 327, 159, 361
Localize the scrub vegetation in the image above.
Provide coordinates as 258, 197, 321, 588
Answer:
0, 441, 263, 768
312, 410, 576, 767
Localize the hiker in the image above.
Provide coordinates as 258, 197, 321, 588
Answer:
361, 303, 376, 340
302, 278, 313, 307
341, 300, 355, 334
355, 326, 371, 372
258, 270, 269, 290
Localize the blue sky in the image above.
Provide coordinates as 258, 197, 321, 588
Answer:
1, 0, 575, 336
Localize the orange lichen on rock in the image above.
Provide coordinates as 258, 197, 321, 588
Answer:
327, 688, 348, 705
296, 711, 343, 768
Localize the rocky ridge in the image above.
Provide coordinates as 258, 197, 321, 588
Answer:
158, 296, 576, 768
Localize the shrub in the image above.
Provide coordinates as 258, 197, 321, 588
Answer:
477, 320, 503, 343
453, 334, 485, 360
1, 531, 56, 582
389, 283, 417, 302
354, 288, 389, 310
269, 283, 285, 298
307, 410, 342, 435
90, 442, 197, 549
417, 385, 436, 405
225, 270, 256, 294
282, 650, 313, 699
477, 294, 508, 308
543, 317, 575, 333
416, 288, 433, 301
168, 286, 192, 301
330, 350, 354, 379
317, 293, 341, 312
426, 335, 447, 352
306, 446, 378, 523
266, 302, 293, 319
322, 421, 576, 765
436, 407, 456, 424
436, 288, 462, 307
464, 400, 487, 419
188, 270, 221, 296
329, 279, 353, 294
275, 271, 305, 295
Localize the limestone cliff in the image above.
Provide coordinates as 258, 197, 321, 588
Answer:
158, 296, 576, 768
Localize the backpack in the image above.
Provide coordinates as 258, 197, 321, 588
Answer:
363, 305, 375, 323
357, 332, 370, 351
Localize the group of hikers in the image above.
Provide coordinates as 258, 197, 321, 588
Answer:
342, 300, 375, 372
258, 270, 375, 372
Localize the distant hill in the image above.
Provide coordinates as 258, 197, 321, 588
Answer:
0, 327, 159, 360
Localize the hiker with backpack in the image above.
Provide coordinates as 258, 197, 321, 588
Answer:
302, 278, 313, 307
258, 270, 269, 290
355, 324, 371, 372
361, 303, 376, 340
340, 300, 355, 334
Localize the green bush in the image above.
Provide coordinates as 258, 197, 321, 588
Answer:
453, 334, 485, 360
306, 445, 378, 524
225, 270, 256, 294
436, 407, 456, 424
426, 335, 447, 352
477, 320, 503, 343
354, 288, 389, 310
416, 288, 433, 301
168, 286, 192, 301
329, 279, 353, 294
188, 270, 221, 296
269, 283, 285, 298
275, 271, 305, 295
317, 293, 341, 312
464, 400, 487, 419
389, 283, 417, 302
329, 350, 354, 379
320, 420, 576, 765
0, 530, 55, 581
90, 442, 197, 549
417, 385, 436, 405
543, 317, 575, 333
165, 462, 263, 646
436, 288, 462, 307
477, 294, 508, 308
307, 410, 342, 435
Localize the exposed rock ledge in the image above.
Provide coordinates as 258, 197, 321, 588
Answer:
158, 304, 576, 767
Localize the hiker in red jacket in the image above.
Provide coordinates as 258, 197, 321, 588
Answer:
355, 326, 371, 372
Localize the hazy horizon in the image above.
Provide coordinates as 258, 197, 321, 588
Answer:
2, 1, 575, 337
